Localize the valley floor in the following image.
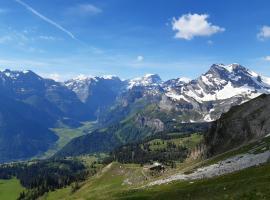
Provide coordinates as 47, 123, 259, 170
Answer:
0, 178, 24, 200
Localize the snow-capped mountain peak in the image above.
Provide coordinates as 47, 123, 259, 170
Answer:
163, 63, 270, 122
0, 69, 41, 81
128, 74, 162, 89
65, 74, 123, 102
66, 74, 120, 84
0, 65, 269, 125
101, 75, 119, 80
69, 74, 96, 82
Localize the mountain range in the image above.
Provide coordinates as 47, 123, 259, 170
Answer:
0, 63, 270, 162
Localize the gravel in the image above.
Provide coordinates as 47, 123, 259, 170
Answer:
148, 151, 270, 186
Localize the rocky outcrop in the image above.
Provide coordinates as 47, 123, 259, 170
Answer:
135, 114, 164, 133
205, 94, 270, 156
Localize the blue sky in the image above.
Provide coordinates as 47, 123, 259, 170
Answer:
0, 0, 270, 81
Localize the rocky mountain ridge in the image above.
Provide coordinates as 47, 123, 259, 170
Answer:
0, 63, 270, 162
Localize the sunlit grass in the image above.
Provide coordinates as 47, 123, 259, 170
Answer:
0, 178, 24, 200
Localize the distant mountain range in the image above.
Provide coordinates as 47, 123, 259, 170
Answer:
0, 63, 270, 162
56, 63, 270, 157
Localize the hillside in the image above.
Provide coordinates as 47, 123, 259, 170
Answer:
44, 93, 270, 200
205, 94, 270, 156
0, 179, 24, 200
44, 131, 270, 200
2, 114, 270, 199
54, 118, 208, 158
0, 94, 58, 163
42, 157, 270, 200
0, 70, 91, 162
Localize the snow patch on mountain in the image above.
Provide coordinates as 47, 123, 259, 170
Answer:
165, 64, 270, 103
166, 91, 189, 102
128, 74, 162, 89
101, 75, 118, 80
179, 77, 191, 83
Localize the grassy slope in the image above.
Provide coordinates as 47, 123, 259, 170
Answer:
201, 136, 270, 167
40, 121, 95, 158
0, 179, 24, 200
42, 163, 147, 200
118, 162, 270, 200
42, 161, 270, 200
148, 133, 203, 151
41, 137, 270, 200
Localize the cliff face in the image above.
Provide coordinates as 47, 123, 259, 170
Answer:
205, 94, 270, 156
135, 114, 165, 133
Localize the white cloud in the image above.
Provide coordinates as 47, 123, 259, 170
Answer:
172, 13, 225, 40
264, 56, 270, 61
258, 26, 270, 40
67, 4, 102, 16
15, 0, 78, 41
44, 73, 62, 81
137, 56, 144, 62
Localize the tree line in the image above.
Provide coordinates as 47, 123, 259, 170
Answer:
0, 159, 89, 200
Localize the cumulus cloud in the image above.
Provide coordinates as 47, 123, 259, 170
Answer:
137, 56, 144, 62
67, 4, 102, 16
172, 13, 225, 40
257, 26, 270, 40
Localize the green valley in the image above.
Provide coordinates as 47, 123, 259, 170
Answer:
39, 121, 96, 158
0, 179, 24, 200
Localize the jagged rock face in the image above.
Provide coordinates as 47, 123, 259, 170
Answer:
162, 64, 270, 122
65, 63, 270, 125
0, 69, 89, 121
205, 94, 270, 156
65, 75, 124, 102
128, 74, 162, 89
65, 75, 125, 119
0, 69, 90, 162
135, 114, 164, 133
